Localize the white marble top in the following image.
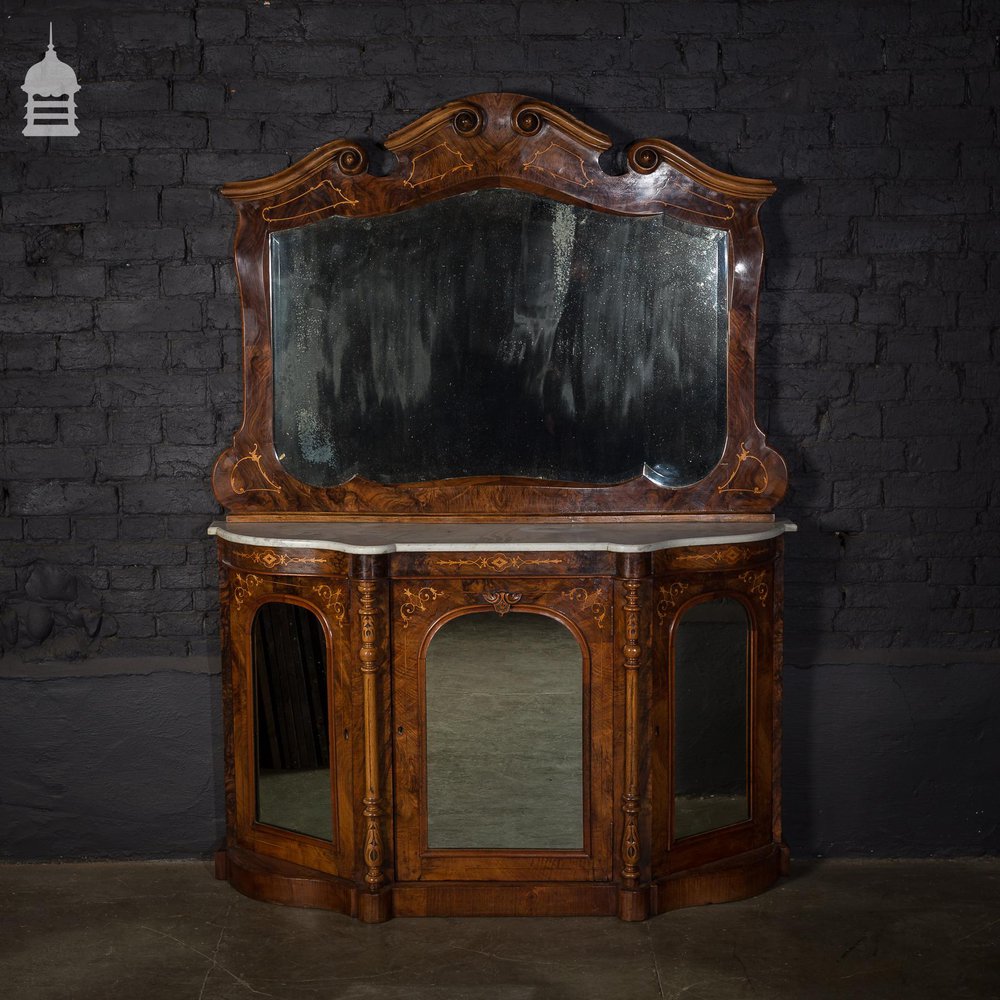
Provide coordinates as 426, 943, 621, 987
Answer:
208, 520, 796, 555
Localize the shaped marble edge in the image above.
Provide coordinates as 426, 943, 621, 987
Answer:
207, 520, 796, 554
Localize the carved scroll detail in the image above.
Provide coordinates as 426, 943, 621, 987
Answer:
514, 106, 543, 135
399, 586, 444, 627
358, 580, 385, 894
629, 148, 735, 221
511, 100, 612, 150
626, 138, 775, 200
385, 99, 486, 152
630, 144, 661, 172
430, 553, 563, 572
620, 579, 642, 889
483, 590, 522, 616
221, 141, 366, 201
656, 582, 689, 622
563, 586, 608, 629
452, 107, 483, 136
312, 584, 347, 628
717, 441, 768, 495
739, 569, 769, 607
230, 443, 282, 495
261, 179, 358, 222
232, 573, 262, 611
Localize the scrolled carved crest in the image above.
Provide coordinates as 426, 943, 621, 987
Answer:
483, 591, 522, 616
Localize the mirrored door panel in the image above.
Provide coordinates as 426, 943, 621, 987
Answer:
424, 611, 584, 850
673, 597, 750, 840
252, 601, 332, 841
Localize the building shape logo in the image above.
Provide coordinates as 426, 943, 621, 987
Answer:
22, 23, 80, 137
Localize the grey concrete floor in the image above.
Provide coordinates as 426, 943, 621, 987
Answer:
1, 859, 998, 1000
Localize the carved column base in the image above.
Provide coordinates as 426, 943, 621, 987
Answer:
617, 886, 650, 922
358, 888, 393, 923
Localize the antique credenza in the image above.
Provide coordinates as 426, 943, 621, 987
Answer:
210, 93, 792, 922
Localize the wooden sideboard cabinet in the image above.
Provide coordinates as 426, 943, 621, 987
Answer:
211, 521, 793, 921
209, 93, 792, 921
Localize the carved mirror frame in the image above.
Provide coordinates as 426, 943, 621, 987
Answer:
214, 92, 785, 518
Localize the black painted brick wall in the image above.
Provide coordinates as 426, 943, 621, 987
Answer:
1, 1, 998, 855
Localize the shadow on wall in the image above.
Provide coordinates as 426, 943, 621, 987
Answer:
1, 563, 106, 661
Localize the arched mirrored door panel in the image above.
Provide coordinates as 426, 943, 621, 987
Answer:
424, 611, 584, 851
252, 601, 332, 841
673, 597, 750, 841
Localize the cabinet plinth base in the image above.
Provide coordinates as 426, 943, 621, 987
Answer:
651, 842, 786, 915
357, 888, 392, 923
223, 847, 359, 914
218, 845, 786, 921
617, 888, 650, 922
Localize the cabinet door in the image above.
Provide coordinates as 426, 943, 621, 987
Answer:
393, 577, 613, 882
226, 570, 356, 878
651, 564, 775, 876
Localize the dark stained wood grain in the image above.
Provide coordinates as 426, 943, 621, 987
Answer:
391, 880, 618, 918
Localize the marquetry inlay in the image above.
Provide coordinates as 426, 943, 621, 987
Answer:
312, 583, 347, 627
231, 572, 263, 611
398, 586, 445, 627
656, 582, 689, 622
563, 586, 608, 629
430, 553, 564, 572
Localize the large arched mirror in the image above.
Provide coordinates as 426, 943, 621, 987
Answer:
252, 602, 332, 841
423, 611, 584, 850
673, 597, 750, 840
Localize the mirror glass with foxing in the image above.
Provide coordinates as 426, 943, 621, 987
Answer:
211, 92, 791, 923
269, 193, 728, 488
